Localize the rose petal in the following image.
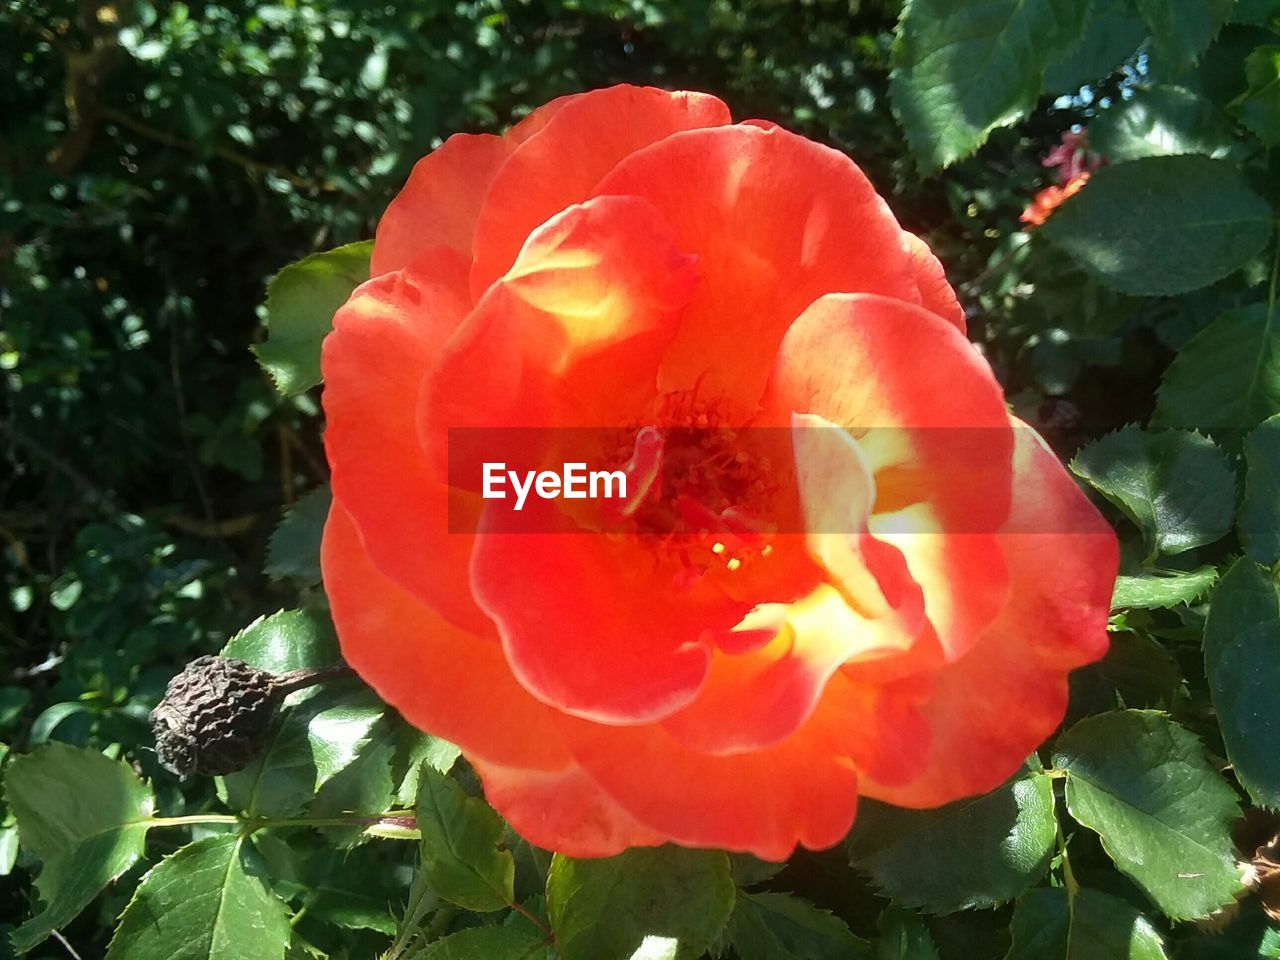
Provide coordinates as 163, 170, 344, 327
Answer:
371, 95, 575, 276
860, 423, 1116, 807
470, 496, 748, 724
468, 85, 731, 298
765, 293, 1015, 662
590, 124, 930, 401
321, 249, 488, 631
422, 194, 700, 451
322, 502, 570, 769
902, 231, 965, 330
563, 707, 860, 861
472, 757, 665, 858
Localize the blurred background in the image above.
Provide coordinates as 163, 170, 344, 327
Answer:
3, 0, 1269, 955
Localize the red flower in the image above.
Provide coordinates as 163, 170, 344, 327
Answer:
1021, 172, 1093, 228
320, 85, 1117, 860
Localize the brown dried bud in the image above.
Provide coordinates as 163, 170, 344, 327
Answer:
150, 656, 284, 777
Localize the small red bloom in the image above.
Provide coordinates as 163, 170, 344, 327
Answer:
320, 85, 1117, 860
1021, 171, 1093, 228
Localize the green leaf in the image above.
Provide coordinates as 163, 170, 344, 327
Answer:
1091, 85, 1235, 160
308, 699, 385, 789
1040, 155, 1272, 296
408, 926, 552, 960
1071, 427, 1235, 557
1005, 888, 1168, 959
300, 846, 410, 935
875, 907, 940, 960
1134, 0, 1234, 67
1043, 0, 1149, 92
547, 847, 734, 960
106, 835, 290, 960
0, 825, 18, 877
0, 688, 30, 729
311, 714, 397, 846
1242, 415, 1280, 564
1179, 907, 1280, 958
727, 853, 786, 888
396, 730, 462, 807
1153, 305, 1280, 433
217, 610, 348, 816
1203, 558, 1280, 808
627, 938, 681, 960
5, 744, 155, 953
890, 0, 1088, 169
723, 892, 872, 960
217, 686, 350, 819
265, 486, 331, 585
848, 765, 1055, 914
414, 764, 514, 912
221, 608, 339, 674
1112, 565, 1219, 609
254, 241, 372, 395
1234, 46, 1280, 146
1052, 710, 1243, 919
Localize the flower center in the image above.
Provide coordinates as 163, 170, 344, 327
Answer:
608, 392, 780, 573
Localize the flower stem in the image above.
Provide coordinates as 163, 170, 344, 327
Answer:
148, 809, 418, 834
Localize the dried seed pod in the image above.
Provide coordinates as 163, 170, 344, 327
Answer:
150, 655, 284, 777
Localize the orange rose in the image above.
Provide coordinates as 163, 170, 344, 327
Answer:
320, 85, 1117, 860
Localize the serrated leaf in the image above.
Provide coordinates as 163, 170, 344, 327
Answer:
848, 766, 1055, 914
1134, 0, 1234, 67
1040, 155, 1271, 296
1005, 888, 1168, 959
308, 699, 385, 789
5, 744, 155, 953
0, 824, 18, 877
628, 938, 680, 960
727, 853, 786, 888
1231, 0, 1280, 26
106, 835, 290, 960
217, 610, 352, 817
406, 926, 552, 960
1153, 305, 1280, 433
723, 892, 872, 960
1234, 46, 1280, 146
221, 608, 339, 675
1052, 710, 1243, 919
1178, 907, 1280, 958
547, 847, 734, 960
266, 487, 332, 585
890, 0, 1088, 169
414, 764, 514, 912
1091, 85, 1235, 160
1242, 415, 1280, 564
1112, 565, 1219, 608
254, 241, 372, 395
218, 686, 346, 819
396, 731, 462, 807
1203, 559, 1280, 808
301, 846, 410, 935
1043, 0, 1149, 93
876, 907, 940, 960
311, 715, 396, 846
1071, 427, 1235, 557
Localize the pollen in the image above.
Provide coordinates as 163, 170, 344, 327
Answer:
608, 390, 780, 576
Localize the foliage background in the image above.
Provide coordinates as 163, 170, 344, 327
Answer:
2, 0, 1279, 958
